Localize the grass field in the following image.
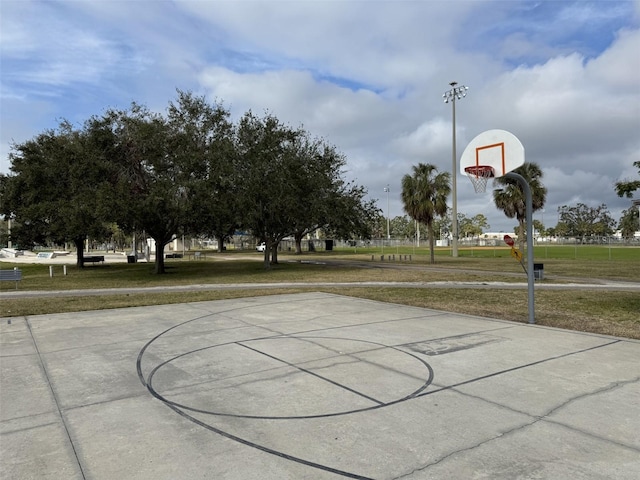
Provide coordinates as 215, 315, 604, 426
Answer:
1, 244, 638, 339
349, 243, 640, 261
320, 244, 640, 281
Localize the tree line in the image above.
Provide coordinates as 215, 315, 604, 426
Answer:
382, 213, 489, 241
0, 91, 379, 273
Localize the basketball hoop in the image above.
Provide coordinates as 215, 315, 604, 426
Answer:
464, 165, 495, 193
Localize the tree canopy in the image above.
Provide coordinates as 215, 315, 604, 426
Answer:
618, 207, 639, 240
615, 161, 640, 199
557, 203, 616, 241
165, 91, 237, 254
234, 111, 377, 268
1, 91, 375, 272
1, 119, 119, 266
458, 214, 490, 238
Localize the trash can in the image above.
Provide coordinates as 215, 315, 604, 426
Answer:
533, 263, 544, 280
127, 255, 137, 264
325, 240, 333, 251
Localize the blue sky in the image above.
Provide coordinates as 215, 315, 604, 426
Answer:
1, 0, 639, 233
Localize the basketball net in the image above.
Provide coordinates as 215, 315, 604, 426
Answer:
464, 165, 495, 193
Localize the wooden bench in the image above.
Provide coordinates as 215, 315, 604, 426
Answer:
0, 269, 22, 289
84, 255, 105, 265
165, 253, 183, 259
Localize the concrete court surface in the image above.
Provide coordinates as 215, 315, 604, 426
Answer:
1, 292, 639, 480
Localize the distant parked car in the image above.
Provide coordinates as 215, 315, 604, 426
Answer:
256, 242, 266, 252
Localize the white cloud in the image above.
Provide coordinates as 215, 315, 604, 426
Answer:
180, 0, 470, 88
198, 66, 392, 148
587, 28, 640, 88
391, 119, 452, 160
1, 0, 638, 232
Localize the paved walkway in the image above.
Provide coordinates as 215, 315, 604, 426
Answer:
1, 292, 638, 479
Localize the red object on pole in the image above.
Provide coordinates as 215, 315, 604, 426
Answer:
503, 235, 515, 247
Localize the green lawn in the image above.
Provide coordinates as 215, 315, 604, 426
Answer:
340, 243, 640, 261
1, 246, 638, 339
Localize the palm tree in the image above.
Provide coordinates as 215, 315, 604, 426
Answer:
401, 163, 451, 264
493, 162, 547, 252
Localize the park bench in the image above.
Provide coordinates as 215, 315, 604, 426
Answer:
165, 253, 183, 259
0, 269, 22, 289
84, 255, 105, 265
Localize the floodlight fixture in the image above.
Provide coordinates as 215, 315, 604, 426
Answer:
443, 82, 469, 104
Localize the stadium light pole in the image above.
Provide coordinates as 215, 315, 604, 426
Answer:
443, 81, 468, 257
384, 185, 390, 240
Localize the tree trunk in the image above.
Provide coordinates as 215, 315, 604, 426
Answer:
262, 240, 271, 270
218, 237, 225, 253
294, 233, 303, 254
271, 242, 279, 264
154, 241, 166, 274
74, 237, 85, 268
518, 219, 526, 253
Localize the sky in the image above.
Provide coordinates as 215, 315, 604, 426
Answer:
1, 0, 639, 234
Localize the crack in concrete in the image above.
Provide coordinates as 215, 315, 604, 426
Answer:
390, 417, 540, 479
391, 373, 640, 478
538, 375, 640, 452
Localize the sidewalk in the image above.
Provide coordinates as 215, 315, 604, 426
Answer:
1, 292, 639, 479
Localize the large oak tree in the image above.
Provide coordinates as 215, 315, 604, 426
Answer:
1, 119, 118, 267
556, 203, 616, 242
107, 104, 192, 274
166, 91, 238, 253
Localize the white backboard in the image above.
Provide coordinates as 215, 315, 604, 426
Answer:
460, 129, 525, 177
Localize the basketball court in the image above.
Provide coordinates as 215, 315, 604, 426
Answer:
2, 292, 639, 479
